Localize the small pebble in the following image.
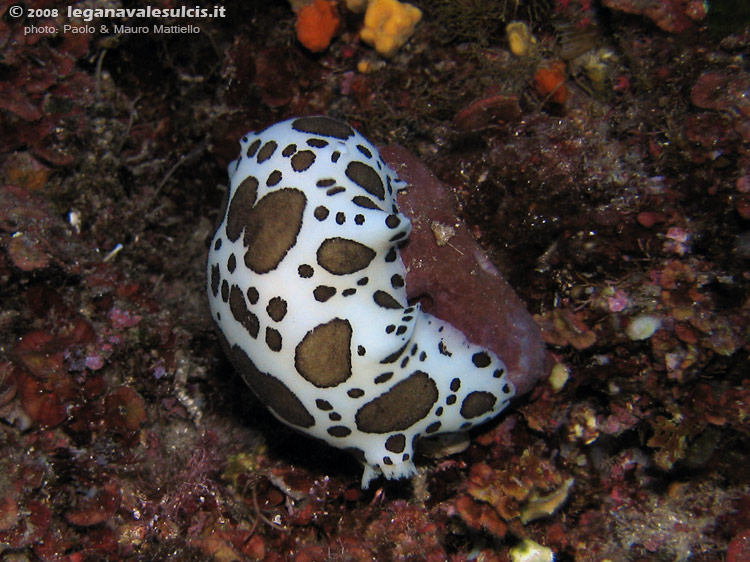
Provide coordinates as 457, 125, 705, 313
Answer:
626, 314, 661, 340
548, 362, 569, 392
510, 538, 555, 562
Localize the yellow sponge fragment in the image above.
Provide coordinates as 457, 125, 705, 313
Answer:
360, 0, 422, 58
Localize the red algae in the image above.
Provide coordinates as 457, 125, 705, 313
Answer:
65, 482, 121, 527
105, 386, 147, 432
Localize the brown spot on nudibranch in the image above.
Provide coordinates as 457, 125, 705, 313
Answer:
351, 195, 383, 210
265, 327, 282, 351
229, 285, 259, 338
291, 150, 316, 172
256, 140, 277, 163
292, 116, 355, 139
355, 371, 438, 433
295, 318, 353, 387
246, 138, 261, 158
385, 434, 405, 453
426, 421, 441, 433
328, 426, 351, 437
266, 170, 282, 186
229, 345, 314, 428
380, 342, 409, 364
460, 391, 497, 419
317, 237, 376, 275
316, 399, 332, 410
472, 351, 492, 368
266, 297, 287, 322
225, 176, 259, 242
313, 285, 337, 302
326, 186, 345, 196
356, 144, 373, 158
373, 290, 403, 309
242, 188, 306, 274
346, 161, 385, 200
246, 287, 259, 305
210, 264, 220, 297
374, 372, 393, 384
385, 214, 401, 229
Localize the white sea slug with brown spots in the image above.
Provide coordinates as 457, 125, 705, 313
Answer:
207, 116, 515, 488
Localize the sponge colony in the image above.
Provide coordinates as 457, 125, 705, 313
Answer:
296, 0, 340, 53
360, 0, 422, 58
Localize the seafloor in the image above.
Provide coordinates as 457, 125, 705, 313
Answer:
1, 0, 750, 560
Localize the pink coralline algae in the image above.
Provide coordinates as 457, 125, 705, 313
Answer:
104, 386, 147, 432
108, 307, 142, 329
689, 70, 750, 158
602, 0, 708, 33
382, 145, 549, 396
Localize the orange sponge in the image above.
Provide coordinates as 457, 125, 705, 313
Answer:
296, 0, 340, 53
534, 60, 568, 104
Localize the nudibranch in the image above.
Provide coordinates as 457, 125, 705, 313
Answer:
207, 116, 515, 488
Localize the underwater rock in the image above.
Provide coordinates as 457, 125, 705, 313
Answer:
602, 0, 707, 33
381, 145, 548, 396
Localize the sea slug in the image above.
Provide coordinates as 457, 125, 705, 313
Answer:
207, 116, 515, 487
